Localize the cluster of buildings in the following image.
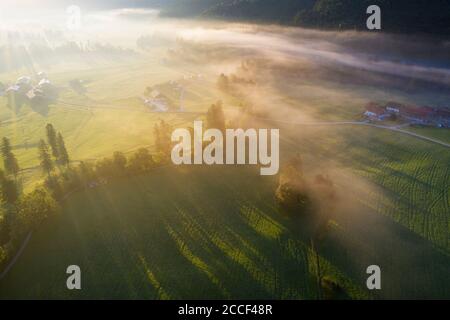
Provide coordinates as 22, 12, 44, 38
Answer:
364, 102, 450, 128
143, 76, 202, 112
0, 72, 57, 109
143, 89, 171, 112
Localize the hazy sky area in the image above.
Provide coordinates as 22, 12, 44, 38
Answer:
0, 0, 159, 11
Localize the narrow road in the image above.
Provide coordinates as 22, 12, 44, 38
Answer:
251, 116, 450, 149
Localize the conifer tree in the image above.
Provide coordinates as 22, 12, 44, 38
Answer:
38, 139, 53, 176
1, 137, 20, 178
56, 132, 70, 167
46, 124, 59, 159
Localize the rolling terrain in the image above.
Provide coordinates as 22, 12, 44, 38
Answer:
0, 11, 449, 300
1, 127, 449, 299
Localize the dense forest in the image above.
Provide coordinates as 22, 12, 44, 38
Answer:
153, 0, 450, 35
292, 0, 450, 34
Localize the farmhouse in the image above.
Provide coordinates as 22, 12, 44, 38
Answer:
4, 76, 33, 108
364, 101, 450, 128
27, 76, 57, 103
363, 102, 388, 120
399, 105, 433, 124
434, 108, 450, 128
5, 85, 21, 94
1, 73, 57, 111
386, 106, 400, 114
37, 71, 47, 80
16, 76, 31, 86
5, 76, 32, 95
38, 78, 51, 88
143, 89, 170, 112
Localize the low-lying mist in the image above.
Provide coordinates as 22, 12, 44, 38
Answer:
3, 7, 450, 85
3, 6, 448, 180
3, 6, 448, 291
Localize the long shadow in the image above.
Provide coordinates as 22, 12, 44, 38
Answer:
318, 202, 450, 299
2, 165, 447, 299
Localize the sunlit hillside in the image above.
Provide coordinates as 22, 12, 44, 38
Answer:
0, 3, 449, 300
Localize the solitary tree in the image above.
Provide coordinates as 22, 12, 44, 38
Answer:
1, 137, 20, 178
56, 132, 70, 166
46, 124, 59, 159
206, 101, 226, 132
275, 154, 315, 224
38, 139, 53, 176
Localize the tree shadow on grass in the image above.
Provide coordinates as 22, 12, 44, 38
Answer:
319, 201, 450, 299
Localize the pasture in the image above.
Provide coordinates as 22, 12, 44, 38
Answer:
1, 125, 449, 298
0, 57, 226, 189
0, 55, 449, 300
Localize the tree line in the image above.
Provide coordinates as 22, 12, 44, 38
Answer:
1, 104, 346, 298
0, 125, 66, 270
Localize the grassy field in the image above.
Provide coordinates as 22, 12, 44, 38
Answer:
0, 166, 333, 299
405, 127, 450, 144
285, 125, 450, 252
1, 55, 449, 299
1, 127, 449, 299
0, 57, 228, 190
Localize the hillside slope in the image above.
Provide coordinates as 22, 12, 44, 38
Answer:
294, 0, 450, 34
157, 0, 450, 35
201, 0, 314, 23
1, 124, 450, 299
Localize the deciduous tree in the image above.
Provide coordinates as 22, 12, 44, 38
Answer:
17, 188, 58, 230
128, 148, 155, 174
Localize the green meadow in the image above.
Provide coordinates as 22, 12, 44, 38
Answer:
0, 57, 227, 190
0, 127, 449, 299
0, 55, 449, 299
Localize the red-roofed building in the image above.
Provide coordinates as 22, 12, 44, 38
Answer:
365, 102, 385, 116
436, 108, 450, 118
364, 101, 450, 127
